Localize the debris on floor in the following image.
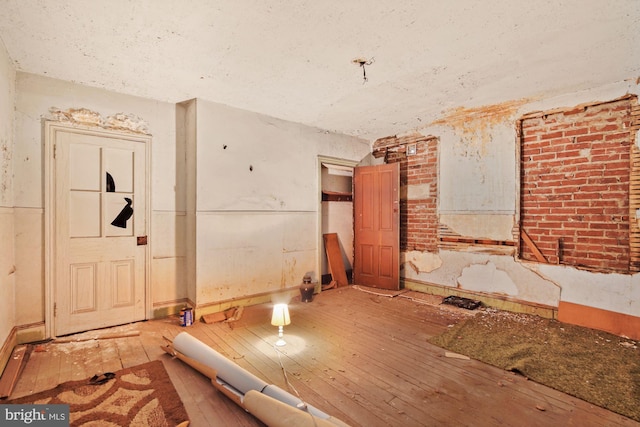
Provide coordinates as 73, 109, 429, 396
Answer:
444, 351, 470, 360
442, 295, 482, 310
201, 307, 241, 324
53, 330, 140, 343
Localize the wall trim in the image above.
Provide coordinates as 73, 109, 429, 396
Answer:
16, 322, 46, 344
404, 279, 557, 319
558, 301, 640, 340
152, 298, 192, 319
0, 328, 17, 377
194, 286, 301, 320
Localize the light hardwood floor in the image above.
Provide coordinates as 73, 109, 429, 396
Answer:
9, 286, 640, 427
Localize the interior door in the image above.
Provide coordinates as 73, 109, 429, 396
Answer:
353, 163, 400, 290
53, 128, 148, 336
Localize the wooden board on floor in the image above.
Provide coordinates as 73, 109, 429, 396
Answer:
8, 288, 637, 427
0, 345, 28, 398
323, 233, 348, 287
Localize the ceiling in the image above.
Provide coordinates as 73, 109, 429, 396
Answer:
1, 0, 638, 141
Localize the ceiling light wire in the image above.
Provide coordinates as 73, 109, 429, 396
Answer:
353, 57, 375, 83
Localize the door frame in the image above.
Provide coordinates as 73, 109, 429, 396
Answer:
316, 156, 358, 292
44, 121, 152, 338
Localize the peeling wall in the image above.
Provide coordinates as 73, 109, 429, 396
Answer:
48, 107, 150, 135
403, 250, 561, 308
432, 99, 532, 160
404, 79, 640, 323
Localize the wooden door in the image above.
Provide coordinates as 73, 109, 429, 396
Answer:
53, 127, 148, 336
353, 163, 400, 290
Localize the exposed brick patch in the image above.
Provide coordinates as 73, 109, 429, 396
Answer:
372, 133, 439, 252
519, 97, 638, 273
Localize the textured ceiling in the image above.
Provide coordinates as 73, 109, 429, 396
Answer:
1, 0, 639, 140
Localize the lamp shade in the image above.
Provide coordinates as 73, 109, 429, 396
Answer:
271, 303, 291, 327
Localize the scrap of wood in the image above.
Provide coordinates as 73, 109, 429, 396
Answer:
323, 233, 349, 287
322, 280, 337, 291
202, 307, 239, 323
53, 331, 140, 343
201, 312, 227, 324
445, 351, 470, 360
225, 306, 244, 323
0, 345, 28, 399
521, 229, 547, 263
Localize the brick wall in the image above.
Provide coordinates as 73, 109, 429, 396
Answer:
520, 97, 637, 273
372, 134, 438, 252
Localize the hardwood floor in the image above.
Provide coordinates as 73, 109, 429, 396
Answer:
8, 286, 639, 427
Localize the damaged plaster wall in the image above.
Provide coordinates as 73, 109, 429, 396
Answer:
186, 99, 369, 306
13, 73, 183, 337
0, 38, 16, 350
407, 79, 639, 315
537, 264, 640, 318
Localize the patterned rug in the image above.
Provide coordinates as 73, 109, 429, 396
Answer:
8, 360, 189, 426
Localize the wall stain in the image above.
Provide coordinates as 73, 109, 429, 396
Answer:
431, 98, 532, 158
1, 137, 11, 198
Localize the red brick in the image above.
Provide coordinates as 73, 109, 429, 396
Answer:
576, 134, 605, 142
520, 96, 636, 273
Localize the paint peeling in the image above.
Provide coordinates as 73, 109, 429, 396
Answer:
48, 107, 150, 134
458, 261, 519, 296
403, 250, 442, 274
431, 98, 532, 158
49, 107, 102, 125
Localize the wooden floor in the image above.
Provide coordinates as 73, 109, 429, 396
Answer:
8, 286, 639, 427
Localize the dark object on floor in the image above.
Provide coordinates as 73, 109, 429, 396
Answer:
89, 372, 115, 385
300, 275, 314, 302
442, 295, 481, 310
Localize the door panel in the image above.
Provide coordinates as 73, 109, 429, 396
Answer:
354, 163, 400, 290
54, 129, 147, 336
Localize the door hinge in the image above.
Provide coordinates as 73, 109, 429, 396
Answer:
53, 303, 57, 317
53, 143, 56, 159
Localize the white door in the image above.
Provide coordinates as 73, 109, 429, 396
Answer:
52, 126, 148, 336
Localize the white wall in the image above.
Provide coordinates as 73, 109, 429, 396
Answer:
189, 99, 369, 305
0, 38, 16, 348
406, 79, 640, 315
13, 73, 185, 337
11, 74, 370, 337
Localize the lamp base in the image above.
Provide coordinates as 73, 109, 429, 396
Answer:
275, 338, 287, 347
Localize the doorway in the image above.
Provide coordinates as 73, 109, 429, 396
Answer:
45, 123, 150, 337
318, 157, 357, 287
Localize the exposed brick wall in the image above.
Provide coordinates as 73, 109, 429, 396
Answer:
520, 96, 637, 273
372, 134, 438, 252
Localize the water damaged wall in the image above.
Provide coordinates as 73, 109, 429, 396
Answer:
372, 80, 640, 338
